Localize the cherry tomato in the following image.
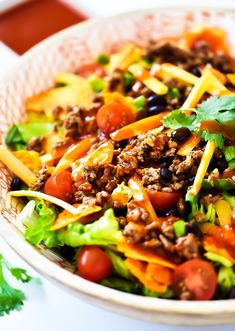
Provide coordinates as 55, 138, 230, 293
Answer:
172, 259, 217, 300
96, 103, 135, 134
146, 189, 182, 213
76, 63, 106, 78
44, 170, 73, 202
77, 246, 113, 282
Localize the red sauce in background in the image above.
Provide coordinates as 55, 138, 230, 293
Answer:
0, 0, 88, 54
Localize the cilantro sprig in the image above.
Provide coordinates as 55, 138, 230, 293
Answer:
0, 254, 37, 316
164, 96, 235, 148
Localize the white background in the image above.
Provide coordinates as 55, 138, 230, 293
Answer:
1, 0, 235, 330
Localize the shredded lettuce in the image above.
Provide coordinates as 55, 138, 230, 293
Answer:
223, 193, 235, 209
6, 123, 53, 150
105, 249, 131, 279
24, 200, 58, 248
218, 266, 235, 292
143, 287, 174, 299
205, 252, 233, 267
223, 146, 235, 162
101, 277, 140, 293
57, 208, 123, 247
214, 178, 235, 191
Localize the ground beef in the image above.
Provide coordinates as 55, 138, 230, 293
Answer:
107, 70, 123, 91
140, 167, 160, 185
74, 182, 98, 202
129, 132, 167, 163
159, 234, 176, 253
175, 233, 201, 260
63, 106, 85, 139
199, 194, 221, 205
27, 136, 45, 154
30, 165, 50, 191
126, 200, 149, 223
176, 155, 194, 175
116, 152, 138, 177
123, 222, 147, 243
63, 106, 98, 139
95, 190, 113, 207
161, 221, 175, 240
146, 41, 235, 73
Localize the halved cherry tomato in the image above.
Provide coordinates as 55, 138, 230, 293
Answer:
172, 259, 217, 300
96, 103, 135, 134
77, 245, 113, 282
76, 63, 106, 78
146, 189, 182, 213
44, 170, 73, 202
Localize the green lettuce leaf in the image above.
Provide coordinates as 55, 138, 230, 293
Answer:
101, 277, 141, 293
5, 123, 53, 150
105, 249, 131, 279
223, 193, 235, 208
57, 208, 123, 247
24, 200, 58, 248
218, 266, 235, 292
164, 96, 235, 147
204, 252, 233, 267
143, 287, 174, 298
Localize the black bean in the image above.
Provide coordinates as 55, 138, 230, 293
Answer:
147, 95, 167, 107
187, 176, 195, 185
188, 222, 203, 240
10, 177, 22, 191
190, 66, 201, 77
215, 158, 228, 172
164, 208, 179, 217
160, 167, 172, 182
171, 127, 191, 143
147, 105, 166, 116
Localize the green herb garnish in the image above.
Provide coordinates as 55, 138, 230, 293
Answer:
164, 96, 235, 148
0, 254, 35, 316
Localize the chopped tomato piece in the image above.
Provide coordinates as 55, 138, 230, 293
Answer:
96, 103, 135, 134
44, 170, 73, 203
172, 259, 217, 300
146, 190, 182, 213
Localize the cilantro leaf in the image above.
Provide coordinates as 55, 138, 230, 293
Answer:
164, 96, 235, 148
163, 109, 195, 130
194, 96, 235, 124
9, 268, 33, 283
0, 254, 36, 316
199, 130, 224, 149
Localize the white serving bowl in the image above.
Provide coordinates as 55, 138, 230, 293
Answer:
1, 7, 235, 326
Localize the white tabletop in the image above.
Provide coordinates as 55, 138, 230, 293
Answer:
1, 1, 235, 330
